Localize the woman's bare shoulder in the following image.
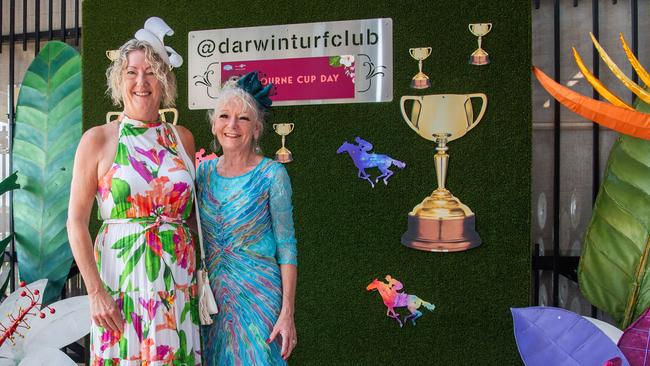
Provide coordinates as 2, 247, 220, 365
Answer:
174, 125, 196, 154
80, 122, 119, 146
174, 125, 194, 142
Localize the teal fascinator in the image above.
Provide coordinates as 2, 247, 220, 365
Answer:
237, 72, 274, 110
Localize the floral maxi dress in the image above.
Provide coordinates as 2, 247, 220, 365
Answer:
90, 117, 201, 365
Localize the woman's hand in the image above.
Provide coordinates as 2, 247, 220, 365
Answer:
268, 312, 297, 361
89, 288, 124, 333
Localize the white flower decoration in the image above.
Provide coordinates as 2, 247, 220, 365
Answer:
339, 55, 355, 67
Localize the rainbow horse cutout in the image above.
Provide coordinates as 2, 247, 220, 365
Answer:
337, 137, 405, 188
366, 275, 435, 327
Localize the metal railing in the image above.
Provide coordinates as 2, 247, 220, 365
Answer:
531, 0, 642, 321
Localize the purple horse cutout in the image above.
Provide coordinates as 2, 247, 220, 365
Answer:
337, 137, 405, 187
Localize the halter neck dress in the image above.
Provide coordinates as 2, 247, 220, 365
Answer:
198, 157, 297, 365
91, 116, 201, 365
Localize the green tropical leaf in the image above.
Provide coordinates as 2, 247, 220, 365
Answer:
0, 172, 20, 196
111, 232, 141, 250
122, 293, 135, 324
119, 244, 146, 288
115, 143, 130, 165
160, 230, 175, 257
163, 265, 172, 291
579, 97, 650, 328
180, 300, 191, 323
174, 329, 189, 362
189, 295, 199, 324
0, 234, 13, 254
13, 41, 81, 303
145, 245, 161, 282
111, 178, 130, 203
119, 336, 128, 359
113, 231, 142, 259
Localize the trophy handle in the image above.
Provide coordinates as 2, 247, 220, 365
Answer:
466, 93, 487, 131
288, 123, 295, 131
159, 108, 178, 125
468, 24, 474, 33
106, 112, 121, 124
486, 23, 492, 32
400, 96, 422, 134
409, 48, 416, 58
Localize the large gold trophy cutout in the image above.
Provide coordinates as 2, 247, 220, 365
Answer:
400, 94, 487, 252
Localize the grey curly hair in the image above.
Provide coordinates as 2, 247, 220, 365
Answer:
209, 77, 268, 130
105, 39, 177, 107
208, 77, 269, 153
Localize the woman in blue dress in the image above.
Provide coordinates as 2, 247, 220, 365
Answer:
198, 72, 298, 365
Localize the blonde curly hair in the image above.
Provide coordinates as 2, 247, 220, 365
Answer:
105, 39, 177, 107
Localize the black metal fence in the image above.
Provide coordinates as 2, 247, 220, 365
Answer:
2, 0, 82, 285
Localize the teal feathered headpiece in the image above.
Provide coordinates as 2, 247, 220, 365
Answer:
237, 72, 273, 110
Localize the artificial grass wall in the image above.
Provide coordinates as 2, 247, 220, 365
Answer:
82, 1, 531, 364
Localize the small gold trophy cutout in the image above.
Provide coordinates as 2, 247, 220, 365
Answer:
469, 23, 492, 65
409, 47, 432, 89
273, 123, 294, 163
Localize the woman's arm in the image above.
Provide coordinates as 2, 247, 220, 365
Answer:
67, 126, 123, 333
267, 164, 298, 360
271, 264, 297, 360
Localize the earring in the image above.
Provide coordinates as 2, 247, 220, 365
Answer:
253, 138, 262, 155
210, 138, 221, 153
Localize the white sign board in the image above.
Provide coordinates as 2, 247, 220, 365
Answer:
188, 18, 393, 109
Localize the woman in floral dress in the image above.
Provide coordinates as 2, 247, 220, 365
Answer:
67, 31, 201, 365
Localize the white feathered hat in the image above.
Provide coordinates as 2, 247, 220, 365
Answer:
106, 16, 183, 69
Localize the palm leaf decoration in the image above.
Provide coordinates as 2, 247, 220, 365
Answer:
0, 172, 19, 196
579, 98, 650, 329
13, 41, 81, 303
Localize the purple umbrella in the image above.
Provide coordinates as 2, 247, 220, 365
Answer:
512, 307, 629, 366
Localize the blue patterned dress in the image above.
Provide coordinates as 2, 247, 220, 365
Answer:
197, 157, 297, 365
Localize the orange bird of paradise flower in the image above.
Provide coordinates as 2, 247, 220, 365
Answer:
534, 33, 650, 139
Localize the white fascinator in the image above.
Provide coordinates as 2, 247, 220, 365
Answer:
106, 16, 183, 69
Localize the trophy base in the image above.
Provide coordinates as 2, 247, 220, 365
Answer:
402, 188, 481, 252
401, 213, 481, 252
275, 147, 293, 163
410, 72, 431, 89
469, 48, 490, 65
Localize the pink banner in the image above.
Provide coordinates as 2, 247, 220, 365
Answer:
221, 56, 355, 101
